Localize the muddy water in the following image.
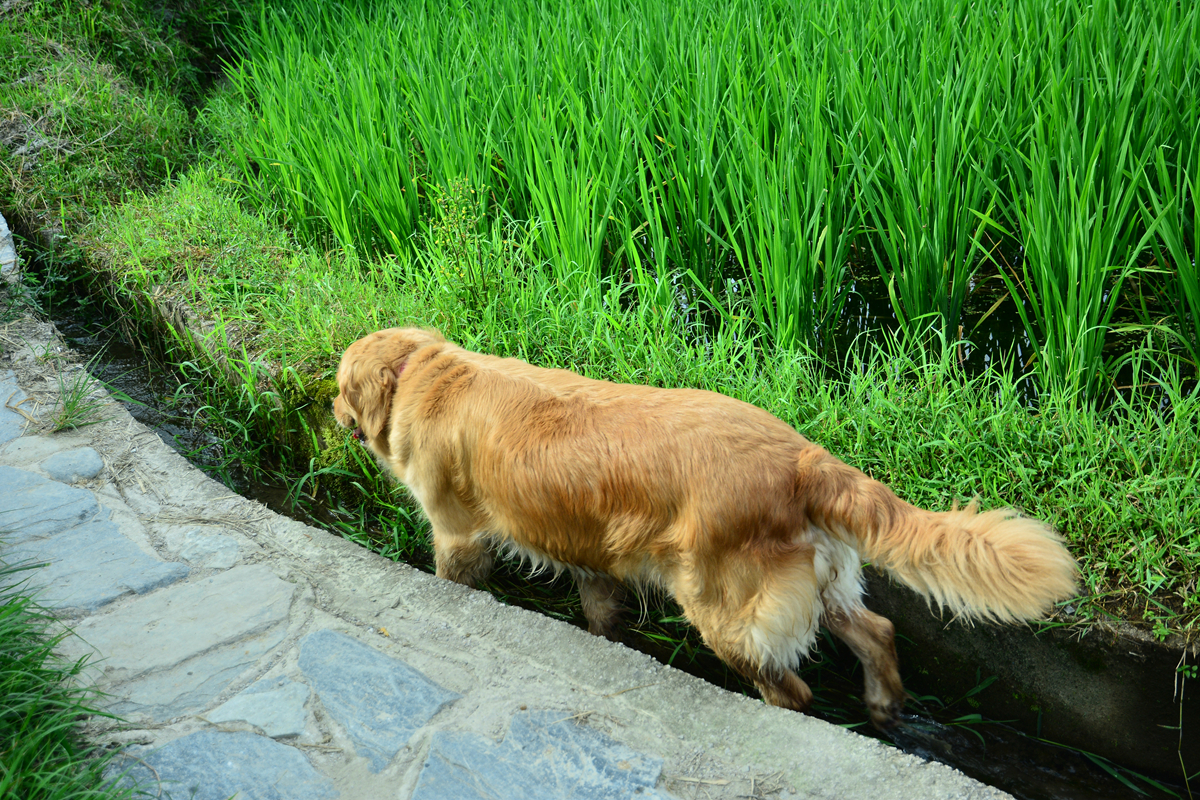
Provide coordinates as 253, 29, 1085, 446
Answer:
49, 305, 1180, 800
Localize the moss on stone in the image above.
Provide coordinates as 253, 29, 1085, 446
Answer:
275, 369, 393, 511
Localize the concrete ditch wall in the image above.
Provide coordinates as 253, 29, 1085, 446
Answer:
865, 570, 1197, 779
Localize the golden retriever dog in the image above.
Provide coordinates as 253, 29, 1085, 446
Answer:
333, 327, 1077, 728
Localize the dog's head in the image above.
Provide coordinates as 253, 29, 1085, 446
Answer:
333, 328, 446, 443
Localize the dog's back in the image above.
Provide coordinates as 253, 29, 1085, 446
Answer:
389, 338, 813, 577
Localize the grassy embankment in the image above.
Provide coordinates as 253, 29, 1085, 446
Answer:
2, 0, 1197, 696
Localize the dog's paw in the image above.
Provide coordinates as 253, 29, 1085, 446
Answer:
868, 697, 907, 730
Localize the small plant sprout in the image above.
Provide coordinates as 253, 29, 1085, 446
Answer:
51, 355, 111, 432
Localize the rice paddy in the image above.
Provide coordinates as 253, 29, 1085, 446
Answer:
229, 0, 1200, 401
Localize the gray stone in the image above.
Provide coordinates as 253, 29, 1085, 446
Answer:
69, 564, 295, 719
0, 465, 187, 612
177, 528, 239, 569
73, 563, 295, 676
0, 371, 27, 445
41, 446, 105, 482
299, 629, 459, 772
113, 730, 336, 800
0, 465, 101, 542
412, 710, 670, 800
0, 211, 16, 278
2, 435, 94, 468
110, 623, 290, 721
207, 677, 310, 738
5, 518, 189, 611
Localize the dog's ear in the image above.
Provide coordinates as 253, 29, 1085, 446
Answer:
350, 356, 396, 440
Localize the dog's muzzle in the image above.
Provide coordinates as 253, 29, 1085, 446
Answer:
352, 427, 366, 443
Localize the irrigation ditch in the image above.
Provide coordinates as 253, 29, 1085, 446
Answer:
4, 220, 1192, 800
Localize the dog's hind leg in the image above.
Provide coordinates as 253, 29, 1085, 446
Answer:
572, 569, 625, 641
823, 606, 905, 729
690, 616, 815, 712
673, 548, 819, 713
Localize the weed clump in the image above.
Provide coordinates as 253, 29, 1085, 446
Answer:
0, 558, 133, 800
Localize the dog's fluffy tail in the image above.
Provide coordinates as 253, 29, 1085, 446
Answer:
796, 446, 1078, 623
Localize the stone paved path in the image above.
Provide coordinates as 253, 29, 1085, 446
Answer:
0, 215, 1010, 800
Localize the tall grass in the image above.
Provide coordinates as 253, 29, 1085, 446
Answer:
711, 51, 856, 348
999, 114, 1153, 401
847, 39, 999, 341
227, 0, 1200, 399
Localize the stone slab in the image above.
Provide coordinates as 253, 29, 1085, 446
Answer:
112, 622, 290, 721
299, 628, 460, 772
176, 528, 240, 569
0, 465, 101, 542
41, 446, 105, 482
71, 563, 295, 678
2, 432, 93, 463
5, 517, 189, 611
413, 710, 670, 800
114, 730, 336, 800
0, 370, 27, 445
207, 676, 310, 738
65, 563, 296, 720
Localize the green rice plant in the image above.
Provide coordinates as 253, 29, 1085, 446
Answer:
392, 9, 502, 199
992, 104, 1156, 403
708, 77, 855, 348
228, 2, 421, 255
0, 558, 134, 800
520, 85, 636, 296
847, 44, 1000, 342
1144, 131, 1200, 371
628, 6, 739, 298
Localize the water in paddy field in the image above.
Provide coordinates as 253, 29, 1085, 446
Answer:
826, 265, 1193, 411
835, 271, 1036, 379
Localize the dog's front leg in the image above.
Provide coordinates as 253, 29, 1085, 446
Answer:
433, 530, 493, 588
571, 569, 625, 641
434, 543, 493, 589
426, 504, 493, 589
